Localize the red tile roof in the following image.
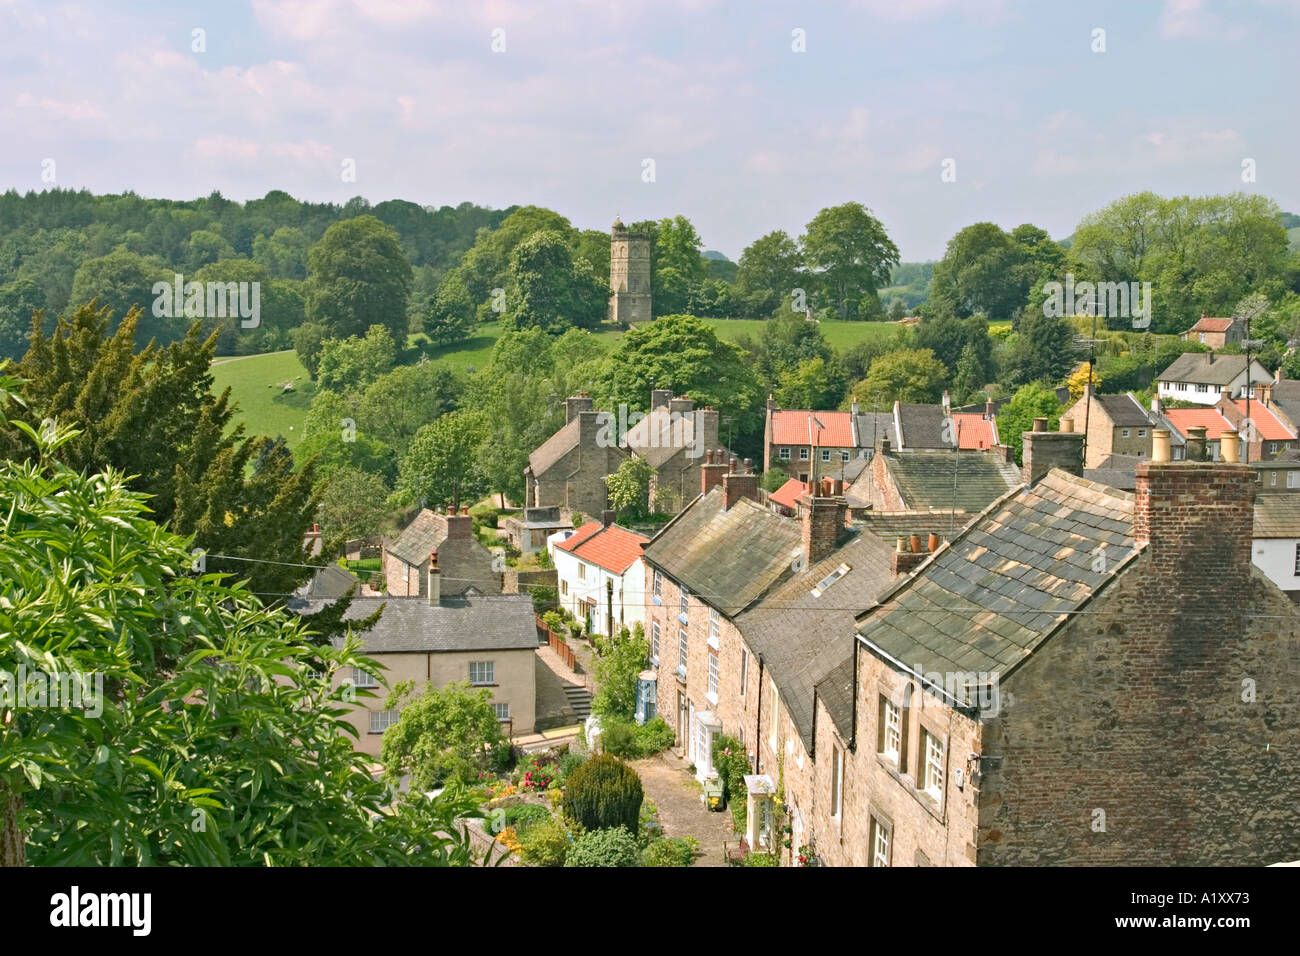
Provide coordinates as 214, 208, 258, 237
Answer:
1187, 315, 1235, 334
769, 478, 807, 511
555, 521, 649, 574
951, 413, 998, 450
1163, 407, 1234, 440
1230, 400, 1296, 441
771, 410, 855, 447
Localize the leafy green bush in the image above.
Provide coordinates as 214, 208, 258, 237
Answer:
636, 716, 675, 755
561, 754, 643, 832
500, 803, 551, 837
642, 836, 699, 867
556, 750, 588, 783
592, 624, 648, 719
565, 826, 641, 867
600, 716, 675, 759
738, 851, 779, 867
518, 814, 578, 867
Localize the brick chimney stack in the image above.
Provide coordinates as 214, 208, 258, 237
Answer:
1022, 422, 1085, 485
800, 477, 847, 566
428, 551, 441, 606
1134, 460, 1255, 604
443, 506, 472, 539
565, 392, 594, 424
701, 448, 727, 496
651, 388, 672, 410
722, 457, 760, 510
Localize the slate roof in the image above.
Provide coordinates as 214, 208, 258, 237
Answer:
623, 406, 715, 467
555, 521, 649, 574
855, 411, 897, 449
640, 487, 802, 617
1158, 353, 1268, 386
854, 510, 979, 538
881, 449, 1022, 512
388, 510, 443, 565
1094, 393, 1153, 427
288, 594, 538, 655
298, 563, 361, 600
1085, 454, 1144, 492
770, 410, 855, 447
734, 529, 897, 751
855, 470, 1136, 686
1267, 379, 1300, 427
896, 403, 951, 448
1253, 496, 1300, 538
387, 510, 502, 596
814, 655, 856, 742
528, 416, 582, 476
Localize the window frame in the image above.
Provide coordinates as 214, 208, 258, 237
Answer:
708, 606, 720, 649
739, 647, 748, 698
798, 448, 810, 461
677, 628, 688, 675
830, 744, 844, 820
650, 621, 660, 663
778, 447, 791, 461
469, 660, 495, 686
707, 650, 719, 701
921, 728, 946, 803
352, 668, 378, 689
869, 814, 892, 867
369, 709, 400, 734
493, 702, 510, 721
821, 448, 831, 462
878, 696, 901, 764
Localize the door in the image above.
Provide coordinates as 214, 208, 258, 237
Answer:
677, 691, 687, 750
687, 701, 696, 761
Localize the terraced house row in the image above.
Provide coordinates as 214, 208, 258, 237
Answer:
638, 423, 1300, 866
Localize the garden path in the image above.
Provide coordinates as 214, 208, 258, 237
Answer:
631, 751, 737, 867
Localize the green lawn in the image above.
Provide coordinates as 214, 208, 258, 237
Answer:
209, 317, 919, 446
209, 350, 317, 449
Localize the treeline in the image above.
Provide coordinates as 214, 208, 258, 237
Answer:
0, 187, 510, 358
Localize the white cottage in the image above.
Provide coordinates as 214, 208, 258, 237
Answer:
549, 518, 649, 637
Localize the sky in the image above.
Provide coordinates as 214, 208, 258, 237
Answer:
1, 0, 1296, 261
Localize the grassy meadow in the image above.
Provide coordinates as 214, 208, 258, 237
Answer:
210, 317, 919, 445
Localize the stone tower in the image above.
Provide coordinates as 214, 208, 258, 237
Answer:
609, 217, 652, 325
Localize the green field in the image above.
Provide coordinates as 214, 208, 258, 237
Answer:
210, 317, 919, 445
210, 349, 317, 448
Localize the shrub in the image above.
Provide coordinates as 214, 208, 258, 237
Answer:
561, 754, 643, 832
518, 814, 578, 867
556, 750, 588, 784
600, 716, 675, 759
642, 836, 699, 867
564, 826, 641, 867
636, 717, 675, 755
738, 851, 779, 867
500, 803, 551, 837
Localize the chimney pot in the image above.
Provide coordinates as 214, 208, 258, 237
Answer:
910, 533, 922, 553
1222, 430, 1240, 463
1059, 416, 1074, 434
1152, 428, 1171, 463
1032, 417, 1048, 432
928, 532, 940, 552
